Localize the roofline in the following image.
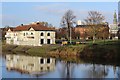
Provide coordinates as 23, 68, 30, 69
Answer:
13, 30, 55, 31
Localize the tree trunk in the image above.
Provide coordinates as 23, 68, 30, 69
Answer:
93, 36, 96, 43
104, 38, 105, 45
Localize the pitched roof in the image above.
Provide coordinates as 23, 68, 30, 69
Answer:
0, 27, 15, 31
76, 24, 108, 28
14, 24, 55, 31
8, 28, 16, 31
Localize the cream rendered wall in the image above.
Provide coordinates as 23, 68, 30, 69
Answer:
5, 28, 55, 46
18, 31, 36, 46
39, 31, 55, 44
5, 29, 15, 44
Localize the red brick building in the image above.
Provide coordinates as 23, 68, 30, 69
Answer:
75, 24, 109, 40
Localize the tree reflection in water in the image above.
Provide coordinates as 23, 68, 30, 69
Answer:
57, 61, 75, 79
89, 64, 109, 78
117, 67, 120, 79
58, 61, 109, 78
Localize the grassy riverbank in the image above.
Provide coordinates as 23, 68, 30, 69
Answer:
2, 40, 120, 60
2, 44, 85, 57
2, 44, 60, 56
79, 40, 120, 65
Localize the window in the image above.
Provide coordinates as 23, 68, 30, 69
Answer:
47, 33, 50, 36
26, 33, 28, 35
41, 33, 44, 36
31, 33, 33, 35
24, 33, 25, 36
47, 58, 50, 63
41, 67, 43, 71
47, 67, 50, 70
40, 58, 44, 64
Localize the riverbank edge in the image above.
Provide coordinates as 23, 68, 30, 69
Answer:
2, 40, 120, 61
2, 44, 84, 57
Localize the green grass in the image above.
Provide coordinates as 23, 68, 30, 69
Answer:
27, 47, 47, 54
13, 45, 31, 53
80, 40, 120, 61
2, 39, 120, 58
2, 44, 18, 51
27, 45, 60, 56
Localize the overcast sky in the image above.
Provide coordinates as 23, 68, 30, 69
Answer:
1, 2, 118, 28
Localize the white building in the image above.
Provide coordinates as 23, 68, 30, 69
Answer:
109, 24, 118, 40
77, 20, 84, 25
5, 22, 55, 46
109, 11, 118, 40
118, 1, 120, 24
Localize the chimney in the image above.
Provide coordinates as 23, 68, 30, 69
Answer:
21, 24, 23, 26
36, 22, 40, 25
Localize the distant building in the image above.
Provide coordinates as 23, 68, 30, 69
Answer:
6, 54, 55, 75
75, 25, 89, 39
5, 22, 55, 46
77, 20, 84, 25
118, 1, 120, 39
113, 10, 117, 24
109, 11, 118, 40
75, 24, 109, 40
109, 24, 118, 39
118, 1, 120, 24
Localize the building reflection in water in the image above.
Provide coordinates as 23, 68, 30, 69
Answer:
5, 54, 55, 76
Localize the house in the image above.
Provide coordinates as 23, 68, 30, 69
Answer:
5, 22, 55, 46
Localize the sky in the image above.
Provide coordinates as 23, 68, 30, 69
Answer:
1, 2, 118, 28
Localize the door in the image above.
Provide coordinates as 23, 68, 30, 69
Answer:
47, 39, 50, 44
40, 39, 44, 44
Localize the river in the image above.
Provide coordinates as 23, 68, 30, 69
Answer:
0, 54, 120, 79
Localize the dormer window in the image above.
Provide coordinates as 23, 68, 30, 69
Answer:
47, 33, 50, 36
41, 33, 44, 36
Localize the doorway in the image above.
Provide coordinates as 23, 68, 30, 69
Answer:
47, 39, 51, 44
40, 39, 44, 44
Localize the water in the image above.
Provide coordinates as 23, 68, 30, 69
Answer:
1, 54, 120, 78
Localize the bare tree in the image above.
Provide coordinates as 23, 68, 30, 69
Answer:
61, 10, 76, 41
98, 26, 109, 43
84, 11, 105, 43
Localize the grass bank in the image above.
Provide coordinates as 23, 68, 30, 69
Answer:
2, 44, 85, 57
79, 40, 120, 65
2, 44, 61, 57
2, 40, 120, 60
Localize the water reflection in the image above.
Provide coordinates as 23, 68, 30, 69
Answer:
86, 64, 109, 78
117, 67, 120, 78
2, 54, 120, 78
55, 61, 112, 78
57, 61, 75, 78
5, 54, 55, 77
